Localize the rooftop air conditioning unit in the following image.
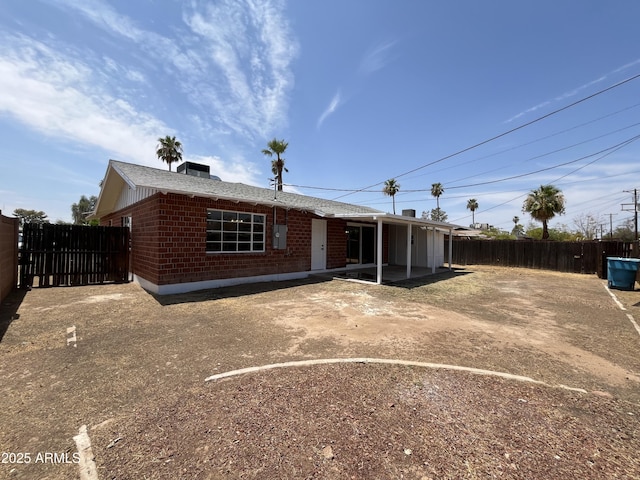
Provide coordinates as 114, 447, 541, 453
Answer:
177, 162, 211, 179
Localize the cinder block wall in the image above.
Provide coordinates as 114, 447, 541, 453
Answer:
0, 212, 19, 303
102, 193, 355, 287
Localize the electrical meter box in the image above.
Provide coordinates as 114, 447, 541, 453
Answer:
273, 224, 287, 249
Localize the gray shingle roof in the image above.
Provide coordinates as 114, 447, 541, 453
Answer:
110, 160, 383, 217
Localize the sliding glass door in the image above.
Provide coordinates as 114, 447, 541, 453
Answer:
346, 224, 376, 265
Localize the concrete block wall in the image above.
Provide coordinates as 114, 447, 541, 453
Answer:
0, 211, 19, 303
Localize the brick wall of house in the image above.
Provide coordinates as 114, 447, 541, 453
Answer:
101, 193, 358, 287
326, 218, 348, 269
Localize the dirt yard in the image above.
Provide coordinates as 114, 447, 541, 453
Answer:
0, 265, 639, 479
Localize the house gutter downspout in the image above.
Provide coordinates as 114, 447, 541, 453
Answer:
431, 226, 436, 274
376, 217, 383, 284
448, 227, 453, 270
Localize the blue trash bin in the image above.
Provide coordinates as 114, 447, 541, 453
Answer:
607, 257, 640, 290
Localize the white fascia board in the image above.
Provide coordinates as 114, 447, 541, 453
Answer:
91, 162, 131, 219
335, 212, 460, 232
110, 161, 137, 190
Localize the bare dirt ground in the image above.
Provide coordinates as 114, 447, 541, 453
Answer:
0, 265, 639, 479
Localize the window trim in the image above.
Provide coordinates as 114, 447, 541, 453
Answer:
206, 208, 266, 253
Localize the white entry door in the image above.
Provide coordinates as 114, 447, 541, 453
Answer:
311, 219, 327, 270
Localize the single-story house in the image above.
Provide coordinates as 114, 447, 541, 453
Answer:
92, 160, 459, 294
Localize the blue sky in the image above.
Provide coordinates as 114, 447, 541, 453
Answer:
1, 1, 640, 234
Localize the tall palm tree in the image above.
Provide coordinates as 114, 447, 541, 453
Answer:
522, 185, 565, 239
431, 183, 444, 209
466, 198, 478, 225
262, 138, 289, 191
382, 178, 400, 214
156, 135, 183, 172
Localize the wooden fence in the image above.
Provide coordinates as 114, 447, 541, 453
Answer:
446, 239, 636, 278
19, 223, 130, 288
0, 211, 19, 303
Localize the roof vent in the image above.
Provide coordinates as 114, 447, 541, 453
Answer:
177, 161, 211, 179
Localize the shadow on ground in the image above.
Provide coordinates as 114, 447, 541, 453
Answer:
151, 268, 474, 305
387, 268, 474, 289
151, 275, 333, 306
0, 288, 28, 343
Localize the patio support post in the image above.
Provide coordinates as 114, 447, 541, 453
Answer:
448, 227, 453, 270
376, 218, 383, 284
431, 226, 436, 274
406, 223, 412, 279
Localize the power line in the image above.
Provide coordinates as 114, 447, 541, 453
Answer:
289, 132, 640, 199
446, 121, 640, 187
400, 101, 640, 183
331, 72, 640, 201
549, 135, 640, 183
446, 133, 640, 190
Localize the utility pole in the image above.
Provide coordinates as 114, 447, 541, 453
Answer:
606, 213, 618, 239
622, 189, 639, 253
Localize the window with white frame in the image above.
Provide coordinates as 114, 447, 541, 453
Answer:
206, 209, 265, 253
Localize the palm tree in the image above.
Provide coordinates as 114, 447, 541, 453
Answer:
522, 185, 565, 239
466, 198, 478, 225
431, 183, 444, 209
511, 216, 523, 237
156, 135, 183, 172
262, 138, 289, 191
382, 178, 400, 214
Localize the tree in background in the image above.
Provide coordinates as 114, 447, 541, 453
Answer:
262, 138, 289, 191
511, 215, 524, 237
481, 226, 512, 239
522, 184, 565, 240
12, 208, 48, 227
427, 208, 448, 222
382, 178, 400, 214
466, 198, 478, 225
572, 213, 599, 240
431, 182, 444, 210
156, 135, 183, 171
71, 195, 98, 225
612, 218, 635, 241
524, 220, 578, 241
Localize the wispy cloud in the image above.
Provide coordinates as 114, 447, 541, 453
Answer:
316, 40, 397, 128
0, 33, 166, 163
0, 0, 298, 190
182, 0, 299, 138
506, 59, 640, 123
359, 40, 397, 76
52, 0, 298, 140
189, 154, 261, 184
317, 91, 342, 128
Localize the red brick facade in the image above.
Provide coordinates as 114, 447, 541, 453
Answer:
101, 192, 389, 288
